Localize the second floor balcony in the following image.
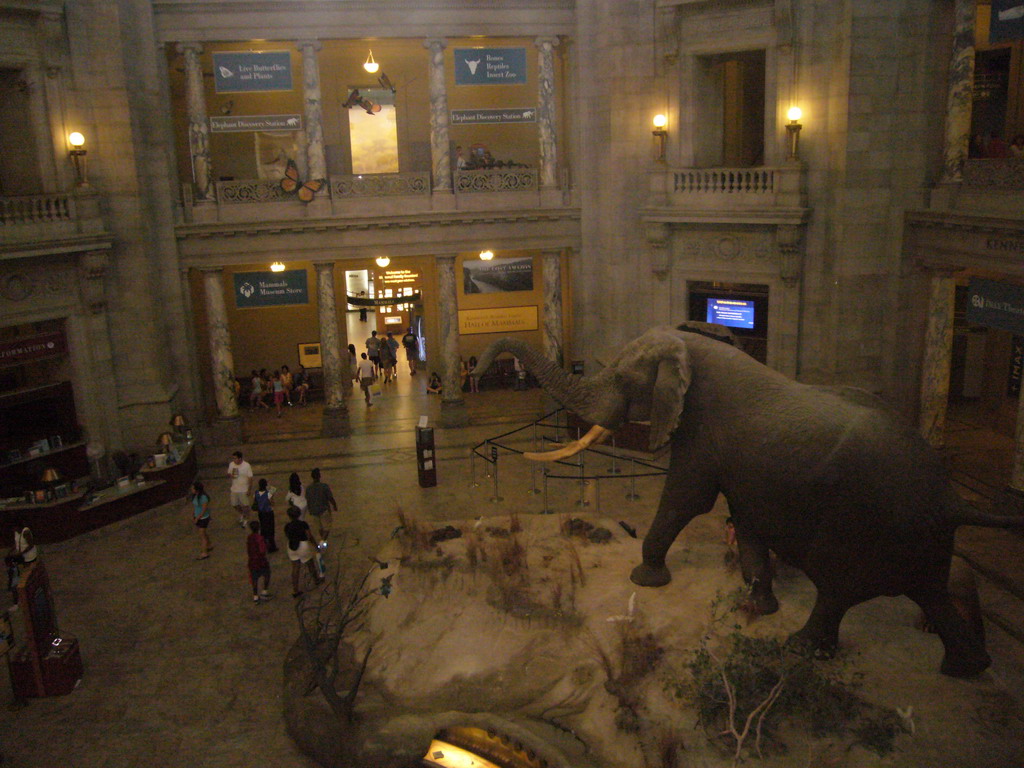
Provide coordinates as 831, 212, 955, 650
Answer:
0, 190, 107, 248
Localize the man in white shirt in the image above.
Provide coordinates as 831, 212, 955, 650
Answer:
227, 450, 254, 528
356, 353, 377, 406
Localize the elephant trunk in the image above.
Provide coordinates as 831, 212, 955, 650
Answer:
473, 338, 597, 419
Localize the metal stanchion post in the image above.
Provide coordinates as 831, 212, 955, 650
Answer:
529, 463, 541, 495
470, 449, 480, 488
489, 443, 503, 503
484, 441, 493, 478
609, 436, 621, 475
626, 458, 640, 501
576, 445, 589, 507
541, 468, 553, 514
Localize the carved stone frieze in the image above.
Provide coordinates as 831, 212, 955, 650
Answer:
0, 266, 72, 305
673, 229, 774, 267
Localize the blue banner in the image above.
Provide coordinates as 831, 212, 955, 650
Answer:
991, 0, 1024, 43
234, 270, 308, 308
213, 52, 293, 93
454, 48, 527, 85
966, 277, 1024, 335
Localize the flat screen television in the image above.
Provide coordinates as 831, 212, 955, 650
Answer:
706, 297, 755, 329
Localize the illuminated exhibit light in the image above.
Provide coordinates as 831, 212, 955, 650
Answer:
375, 255, 391, 268
363, 50, 379, 74
479, 250, 494, 261
270, 262, 286, 272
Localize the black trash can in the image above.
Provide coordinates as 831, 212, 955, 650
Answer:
416, 426, 437, 488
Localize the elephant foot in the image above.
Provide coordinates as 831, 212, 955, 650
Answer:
786, 629, 837, 660
940, 649, 991, 678
630, 562, 672, 588
749, 592, 779, 616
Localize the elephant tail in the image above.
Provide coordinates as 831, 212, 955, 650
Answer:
947, 500, 1024, 529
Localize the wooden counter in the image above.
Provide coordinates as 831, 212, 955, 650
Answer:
0, 442, 198, 544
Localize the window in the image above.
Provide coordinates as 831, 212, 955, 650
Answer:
348, 88, 399, 174
694, 51, 766, 168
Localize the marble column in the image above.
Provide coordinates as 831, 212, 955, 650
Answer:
316, 262, 351, 437
298, 40, 327, 188
437, 255, 467, 425
542, 250, 564, 366
177, 42, 213, 201
940, 0, 976, 184
424, 39, 452, 191
201, 268, 239, 420
918, 271, 956, 447
535, 36, 560, 189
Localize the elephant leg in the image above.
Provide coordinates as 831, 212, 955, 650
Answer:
630, 463, 718, 588
736, 532, 778, 615
908, 585, 991, 678
788, 592, 851, 659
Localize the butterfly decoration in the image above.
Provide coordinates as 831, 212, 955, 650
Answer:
280, 159, 325, 203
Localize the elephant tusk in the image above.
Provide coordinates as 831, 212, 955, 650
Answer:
523, 424, 612, 461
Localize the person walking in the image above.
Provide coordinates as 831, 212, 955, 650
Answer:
348, 344, 358, 383
246, 521, 271, 603
357, 352, 376, 405
379, 334, 397, 384
188, 481, 212, 559
402, 327, 418, 375
286, 472, 308, 520
227, 451, 253, 529
386, 333, 400, 379
468, 355, 480, 393
285, 506, 323, 598
249, 370, 268, 409
305, 468, 338, 542
365, 330, 381, 377
271, 370, 285, 418
253, 478, 277, 552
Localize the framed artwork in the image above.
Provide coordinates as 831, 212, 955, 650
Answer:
298, 342, 322, 368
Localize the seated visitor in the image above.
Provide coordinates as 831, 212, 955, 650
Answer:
426, 372, 442, 394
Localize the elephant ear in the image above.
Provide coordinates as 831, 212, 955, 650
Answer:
649, 346, 691, 451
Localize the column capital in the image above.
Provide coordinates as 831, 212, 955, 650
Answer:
540, 249, 563, 259
535, 36, 561, 50
435, 253, 457, 264
176, 41, 203, 56
313, 260, 336, 271
424, 38, 448, 52
297, 39, 323, 53
197, 266, 224, 275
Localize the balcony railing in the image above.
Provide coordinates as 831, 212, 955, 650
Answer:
647, 165, 806, 213
962, 158, 1024, 189
454, 168, 538, 193
1, 191, 105, 242
332, 172, 430, 198
215, 179, 291, 204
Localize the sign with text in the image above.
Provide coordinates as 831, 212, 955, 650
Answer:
451, 108, 537, 125
1010, 336, 1024, 397
459, 306, 538, 335
463, 257, 534, 293
213, 51, 293, 93
991, 0, 1024, 43
966, 277, 1024, 335
234, 270, 308, 308
210, 114, 302, 132
0, 331, 66, 368
454, 47, 527, 85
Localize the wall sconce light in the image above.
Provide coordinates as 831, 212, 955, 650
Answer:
375, 255, 391, 268
170, 414, 187, 432
41, 467, 62, 484
652, 114, 668, 162
68, 131, 88, 186
479, 249, 494, 261
157, 432, 174, 448
363, 50, 379, 74
270, 261, 286, 272
786, 107, 803, 161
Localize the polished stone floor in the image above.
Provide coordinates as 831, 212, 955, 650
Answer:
1, 374, 1023, 767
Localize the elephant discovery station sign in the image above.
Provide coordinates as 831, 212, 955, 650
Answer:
234, 270, 308, 308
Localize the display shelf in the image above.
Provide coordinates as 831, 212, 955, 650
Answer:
0, 441, 86, 471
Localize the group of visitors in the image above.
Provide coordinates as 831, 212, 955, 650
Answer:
247, 364, 311, 416
187, 450, 341, 602
352, 327, 420, 406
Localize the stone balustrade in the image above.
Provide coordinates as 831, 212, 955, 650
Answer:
1, 190, 106, 241
647, 164, 806, 212
454, 168, 538, 193
962, 158, 1024, 189
332, 172, 430, 198
215, 179, 291, 204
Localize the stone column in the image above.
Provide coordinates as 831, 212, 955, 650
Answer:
177, 42, 213, 201
424, 39, 451, 191
437, 255, 467, 425
298, 40, 327, 188
200, 268, 239, 421
542, 250, 564, 366
316, 262, 351, 437
918, 271, 956, 447
940, 0, 976, 183
535, 36, 560, 189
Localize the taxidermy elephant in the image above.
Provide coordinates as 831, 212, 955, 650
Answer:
473, 323, 1023, 677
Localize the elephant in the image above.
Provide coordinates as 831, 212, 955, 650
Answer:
473, 323, 1024, 677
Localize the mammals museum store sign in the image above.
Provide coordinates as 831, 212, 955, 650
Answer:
234, 270, 308, 308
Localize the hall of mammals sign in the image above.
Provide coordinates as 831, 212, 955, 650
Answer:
458, 306, 538, 335
233, 270, 308, 308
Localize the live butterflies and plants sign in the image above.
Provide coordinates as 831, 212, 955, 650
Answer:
213, 52, 293, 93
234, 270, 308, 308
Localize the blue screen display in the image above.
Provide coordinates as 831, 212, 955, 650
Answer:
706, 298, 755, 329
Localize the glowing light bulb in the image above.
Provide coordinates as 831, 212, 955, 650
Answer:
363, 50, 379, 74
787, 106, 803, 122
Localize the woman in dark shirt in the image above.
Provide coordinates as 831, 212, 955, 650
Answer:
285, 506, 323, 598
